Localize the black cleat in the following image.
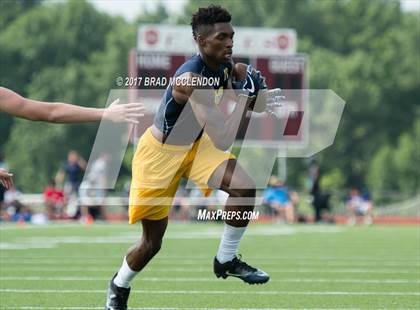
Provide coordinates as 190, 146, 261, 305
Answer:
105, 273, 131, 310
213, 255, 270, 285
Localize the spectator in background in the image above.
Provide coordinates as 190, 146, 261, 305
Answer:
4, 185, 22, 209
346, 188, 373, 225
309, 162, 334, 223
62, 150, 86, 195
263, 176, 296, 223
78, 154, 108, 222
11, 204, 32, 223
4, 185, 31, 222
56, 150, 86, 217
44, 179, 66, 220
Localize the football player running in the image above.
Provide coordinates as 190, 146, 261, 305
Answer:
105, 5, 282, 309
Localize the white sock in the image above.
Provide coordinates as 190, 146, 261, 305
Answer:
113, 256, 138, 288
216, 224, 247, 263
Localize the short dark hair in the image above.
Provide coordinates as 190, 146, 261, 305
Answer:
191, 5, 231, 40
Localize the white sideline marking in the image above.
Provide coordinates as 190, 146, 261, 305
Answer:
0, 221, 341, 231
1, 289, 419, 296
1, 266, 417, 274
0, 276, 419, 284
0, 226, 344, 247
0, 243, 56, 250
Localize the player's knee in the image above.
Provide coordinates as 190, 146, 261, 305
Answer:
232, 182, 256, 198
237, 187, 256, 198
142, 238, 162, 257
229, 177, 256, 198
149, 239, 162, 256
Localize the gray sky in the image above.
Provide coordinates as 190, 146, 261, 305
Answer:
88, 0, 419, 22
89, 0, 420, 21
401, 0, 420, 11
88, 0, 187, 21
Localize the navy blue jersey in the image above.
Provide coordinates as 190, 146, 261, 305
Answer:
154, 54, 231, 145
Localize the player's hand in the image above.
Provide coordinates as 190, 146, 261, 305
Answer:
0, 168, 13, 189
232, 65, 270, 112
233, 65, 266, 98
258, 88, 285, 117
103, 98, 146, 124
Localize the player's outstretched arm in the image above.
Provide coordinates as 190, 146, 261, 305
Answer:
0, 87, 145, 124
0, 168, 13, 190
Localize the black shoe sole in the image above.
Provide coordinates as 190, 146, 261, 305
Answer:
215, 272, 270, 285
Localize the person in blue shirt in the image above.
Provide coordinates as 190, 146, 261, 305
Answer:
263, 176, 295, 223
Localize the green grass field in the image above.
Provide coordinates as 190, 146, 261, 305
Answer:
0, 222, 419, 309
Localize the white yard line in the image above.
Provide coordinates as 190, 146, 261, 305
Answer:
0, 226, 344, 246
0, 289, 419, 296
0, 276, 419, 284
